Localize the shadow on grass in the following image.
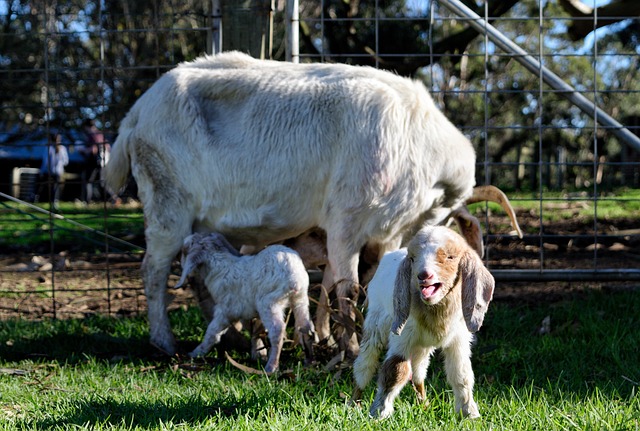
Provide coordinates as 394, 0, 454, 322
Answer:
21, 395, 255, 429
472, 286, 640, 398
0, 309, 206, 364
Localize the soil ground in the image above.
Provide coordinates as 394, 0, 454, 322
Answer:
1, 210, 639, 321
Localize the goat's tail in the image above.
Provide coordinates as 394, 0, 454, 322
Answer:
103, 119, 134, 194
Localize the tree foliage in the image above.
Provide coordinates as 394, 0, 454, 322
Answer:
0, 0, 638, 190
0, 0, 208, 131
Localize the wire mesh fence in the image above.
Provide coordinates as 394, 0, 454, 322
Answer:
1, 0, 638, 320
297, 0, 640, 282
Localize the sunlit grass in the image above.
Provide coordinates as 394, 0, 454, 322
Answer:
0, 200, 145, 253
0, 288, 638, 430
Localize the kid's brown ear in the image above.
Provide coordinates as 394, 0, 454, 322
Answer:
451, 206, 484, 258
459, 251, 495, 333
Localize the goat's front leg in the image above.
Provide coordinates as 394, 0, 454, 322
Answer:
442, 335, 480, 419
313, 270, 335, 345
188, 274, 214, 322
410, 346, 435, 408
190, 311, 230, 358
326, 233, 362, 358
370, 354, 412, 419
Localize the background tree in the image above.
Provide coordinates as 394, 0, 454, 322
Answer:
1, 0, 637, 190
0, 0, 207, 131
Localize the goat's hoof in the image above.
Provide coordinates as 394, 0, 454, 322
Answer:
264, 360, 279, 374
369, 405, 393, 420
188, 349, 206, 358
150, 339, 177, 356
350, 388, 363, 407
459, 403, 480, 419
348, 397, 362, 408
465, 410, 481, 420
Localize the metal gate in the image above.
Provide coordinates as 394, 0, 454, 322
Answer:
1, 0, 638, 320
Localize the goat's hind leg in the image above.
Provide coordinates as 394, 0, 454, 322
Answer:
136, 142, 194, 356
351, 312, 386, 404
313, 270, 335, 346
370, 354, 412, 419
142, 245, 179, 355
291, 291, 317, 364
325, 231, 362, 358
258, 305, 287, 373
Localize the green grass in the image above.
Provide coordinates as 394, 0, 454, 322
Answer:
0, 201, 145, 254
1, 289, 638, 430
3, 188, 639, 253
475, 188, 640, 222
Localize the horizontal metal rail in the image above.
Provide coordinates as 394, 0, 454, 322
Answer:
492, 269, 640, 282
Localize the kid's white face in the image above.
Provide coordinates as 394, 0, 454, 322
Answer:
409, 230, 463, 305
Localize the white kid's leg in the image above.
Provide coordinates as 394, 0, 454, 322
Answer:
352, 310, 387, 402
258, 305, 287, 373
190, 311, 231, 358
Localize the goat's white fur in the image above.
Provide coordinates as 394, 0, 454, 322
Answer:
176, 232, 316, 373
352, 225, 495, 419
103, 51, 478, 356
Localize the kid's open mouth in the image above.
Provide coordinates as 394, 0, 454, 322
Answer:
420, 282, 442, 300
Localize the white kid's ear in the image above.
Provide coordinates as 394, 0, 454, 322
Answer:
175, 245, 206, 288
459, 250, 495, 333
391, 256, 413, 336
210, 232, 241, 256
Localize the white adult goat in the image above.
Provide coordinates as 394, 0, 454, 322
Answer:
103, 51, 518, 356
175, 232, 316, 373
352, 225, 494, 419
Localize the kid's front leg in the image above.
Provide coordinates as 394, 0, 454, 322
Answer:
442, 337, 480, 419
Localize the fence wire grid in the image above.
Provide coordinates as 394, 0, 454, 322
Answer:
0, 0, 639, 320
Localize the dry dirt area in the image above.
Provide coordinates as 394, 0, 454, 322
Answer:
1, 210, 639, 321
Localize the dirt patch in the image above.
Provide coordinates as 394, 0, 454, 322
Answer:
1, 211, 639, 320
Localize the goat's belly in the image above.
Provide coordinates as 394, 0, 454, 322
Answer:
195, 209, 314, 247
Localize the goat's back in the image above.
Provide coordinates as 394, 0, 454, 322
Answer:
105, 52, 477, 246
254, 245, 309, 293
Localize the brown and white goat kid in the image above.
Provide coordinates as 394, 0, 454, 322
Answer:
352, 225, 495, 419
175, 232, 317, 373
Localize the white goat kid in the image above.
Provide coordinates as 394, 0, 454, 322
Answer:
175, 232, 316, 373
104, 51, 510, 357
352, 226, 495, 419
